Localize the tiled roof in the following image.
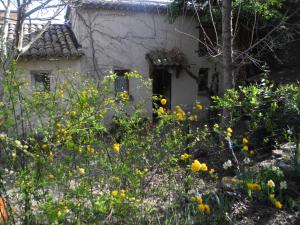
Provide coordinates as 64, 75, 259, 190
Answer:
78, 0, 173, 13
0, 23, 82, 58
146, 49, 186, 67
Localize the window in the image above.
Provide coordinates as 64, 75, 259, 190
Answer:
198, 68, 209, 95
31, 71, 51, 91
114, 69, 129, 94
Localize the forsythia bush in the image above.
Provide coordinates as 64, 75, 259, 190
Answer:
0, 64, 299, 224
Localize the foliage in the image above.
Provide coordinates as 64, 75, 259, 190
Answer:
212, 77, 300, 151
0, 64, 299, 224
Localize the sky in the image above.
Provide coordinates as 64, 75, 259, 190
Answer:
0, 0, 175, 24
0, 0, 66, 24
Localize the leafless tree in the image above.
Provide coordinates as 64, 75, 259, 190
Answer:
0, 0, 75, 98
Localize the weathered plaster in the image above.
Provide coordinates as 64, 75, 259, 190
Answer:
69, 8, 221, 119
17, 58, 81, 90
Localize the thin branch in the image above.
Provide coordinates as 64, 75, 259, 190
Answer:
24, 0, 53, 17
208, 0, 219, 47
233, 0, 242, 41
0, 0, 7, 8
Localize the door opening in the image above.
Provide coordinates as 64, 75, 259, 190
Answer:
152, 69, 171, 120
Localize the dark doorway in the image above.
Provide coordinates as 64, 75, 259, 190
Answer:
152, 69, 172, 119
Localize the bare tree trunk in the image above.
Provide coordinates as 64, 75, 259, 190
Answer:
222, 0, 234, 95
1, 0, 11, 59
0, 0, 11, 99
221, 0, 234, 125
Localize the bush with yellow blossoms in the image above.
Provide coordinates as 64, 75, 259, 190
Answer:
0, 64, 298, 224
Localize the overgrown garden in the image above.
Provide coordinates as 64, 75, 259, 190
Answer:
0, 64, 299, 224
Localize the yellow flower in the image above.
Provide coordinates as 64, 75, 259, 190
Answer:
120, 189, 126, 198
111, 190, 118, 197
59, 90, 64, 97
247, 183, 261, 191
175, 105, 186, 120
198, 204, 210, 214
188, 115, 198, 121
227, 128, 233, 133
226, 132, 232, 138
275, 200, 282, 209
87, 145, 95, 153
48, 174, 55, 179
209, 169, 215, 175
195, 101, 203, 110
199, 163, 208, 171
113, 143, 120, 153
190, 197, 196, 202
269, 193, 275, 200
243, 145, 249, 152
71, 111, 77, 117
160, 98, 167, 106
65, 111, 70, 116
243, 137, 249, 145
111, 176, 121, 182
180, 153, 192, 160
157, 107, 166, 116
196, 197, 203, 204
213, 123, 219, 129
77, 167, 85, 175
267, 180, 275, 188
41, 143, 49, 150
191, 160, 201, 173
49, 151, 54, 160
191, 160, 208, 173
176, 112, 185, 121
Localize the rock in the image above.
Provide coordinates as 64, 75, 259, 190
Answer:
272, 149, 283, 158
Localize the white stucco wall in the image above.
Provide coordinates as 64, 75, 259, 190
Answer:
69, 8, 221, 119
17, 58, 82, 91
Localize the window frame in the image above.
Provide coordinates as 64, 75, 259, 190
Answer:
114, 69, 130, 95
31, 70, 51, 92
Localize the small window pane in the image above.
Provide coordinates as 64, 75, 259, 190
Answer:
114, 70, 129, 94
31, 71, 50, 91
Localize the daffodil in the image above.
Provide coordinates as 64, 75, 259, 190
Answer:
227, 128, 233, 133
